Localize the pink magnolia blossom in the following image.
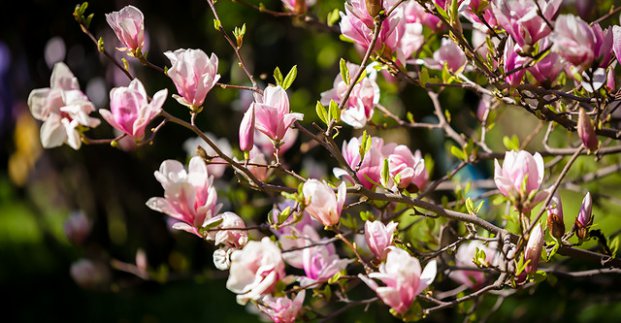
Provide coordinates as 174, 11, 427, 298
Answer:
449, 241, 498, 289
281, 0, 315, 13
183, 133, 233, 179
105, 5, 145, 54
340, 0, 423, 65
494, 150, 545, 209
320, 61, 379, 128
575, 192, 593, 240
254, 127, 299, 156
550, 15, 596, 70
164, 49, 220, 110
205, 212, 248, 249
503, 38, 527, 87
302, 179, 346, 227
492, 0, 562, 49
592, 24, 614, 67
258, 290, 305, 323
146, 156, 221, 237
577, 108, 598, 151
528, 39, 563, 86
461, 0, 498, 32
403, 1, 442, 31
254, 85, 303, 143
337, 136, 395, 189
613, 26, 621, 66
301, 226, 351, 284
359, 247, 436, 315
244, 146, 270, 182
524, 223, 544, 274
424, 39, 467, 73
364, 220, 398, 260
226, 237, 286, 304
387, 145, 428, 191
239, 103, 255, 152
99, 79, 167, 140
271, 201, 319, 269
27, 62, 100, 150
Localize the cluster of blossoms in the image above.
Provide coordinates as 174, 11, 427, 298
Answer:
27, 0, 621, 321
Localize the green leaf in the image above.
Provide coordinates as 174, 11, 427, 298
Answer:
381, 158, 390, 187
327, 9, 340, 27
465, 198, 475, 215
359, 210, 374, 222
315, 101, 328, 125
502, 135, 520, 151
419, 68, 430, 87
359, 130, 371, 163
273, 67, 284, 86
327, 271, 342, 284
406, 112, 415, 124
281, 65, 297, 90
339, 58, 350, 85
213, 18, 222, 31
329, 99, 340, 122
450, 145, 466, 161
277, 206, 291, 225
611, 236, 619, 258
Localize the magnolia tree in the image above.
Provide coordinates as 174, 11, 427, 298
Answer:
28, 0, 621, 321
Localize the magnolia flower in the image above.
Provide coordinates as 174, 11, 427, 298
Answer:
528, 39, 563, 86
64, 211, 91, 245
575, 192, 593, 240
301, 226, 351, 284
99, 79, 167, 140
226, 237, 286, 304
364, 220, 398, 260
239, 104, 255, 152
524, 223, 544, 274
387, 145, 428, 191
27, 62, 100, 150
146, 156, 221, 237
258, 290, 305, 323
302, 179, 346, 227
494, 150, 545, 209
424, 39, 467, 73
546, 193, 565, 239
254, 126, 299, 156
337, 136, 395, 189
550, 15, 596, 70
281, 0, 315, 14
183, 133, 233, 179
449, 241, 498, 289
320, 61, 379, 129
205, 212, 248, 249
254, 85, 303, 143
359, 247, 436, 315
244, 146, 270, 182
340, 0, 423, 65
577, 108, 598, 151
461, 0, 498, 32
613, 26, 621, 66
271, 201, 318, 269
503, 38, 527, 87
492, 0, 562, 49
164, 49, 220, 110
105, 5, 145, 54
592, 24, 614, 68
403, 1, 442, 31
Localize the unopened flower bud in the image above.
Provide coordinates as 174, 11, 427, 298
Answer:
239, 104, 255, 152
366, 0, 383, 17
577, 108, 598, 151
70, 259, 110, 289
575, 192, 593, 240
546, 193, 565, 239
524, 224, 544, 274
64, 211, 91, 245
